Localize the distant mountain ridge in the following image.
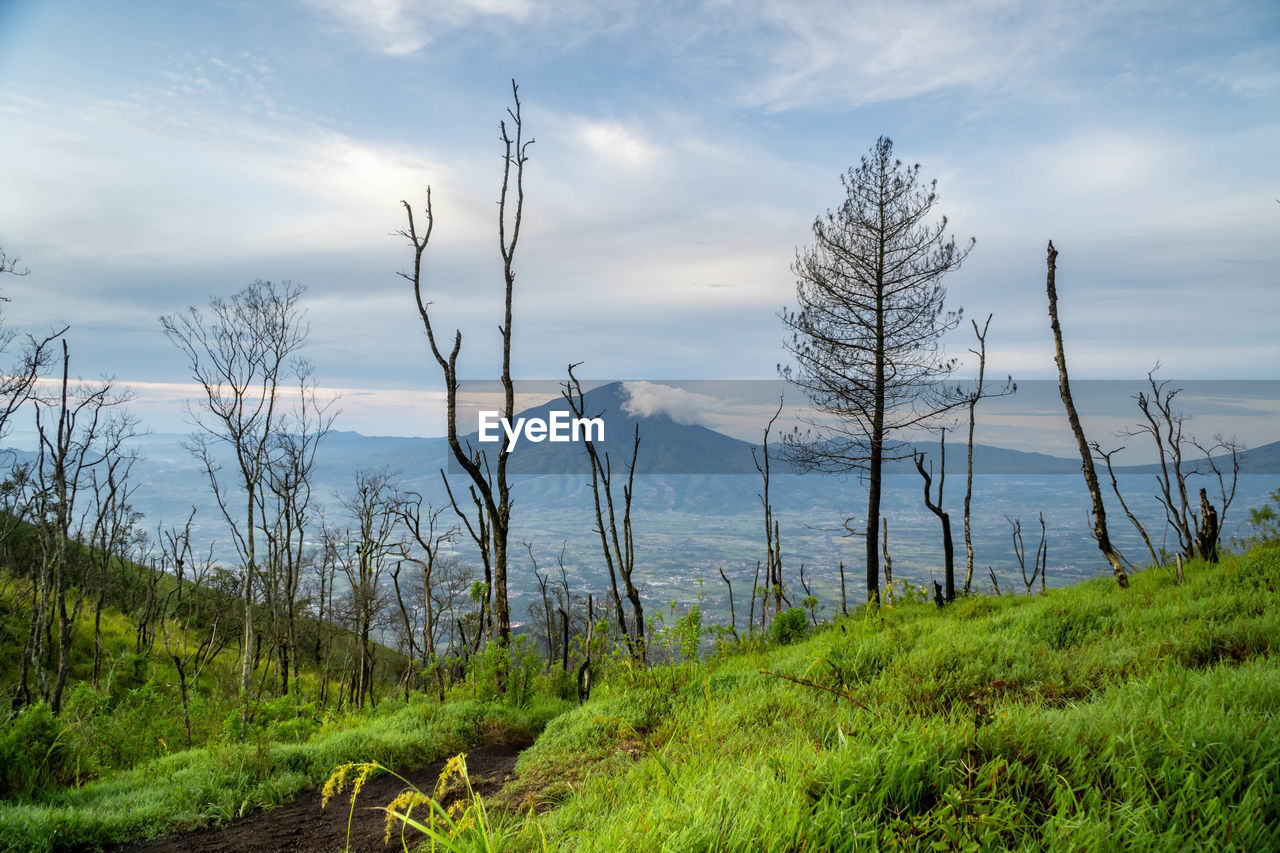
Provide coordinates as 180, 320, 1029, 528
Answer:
22, 382, 1277, 484
375, 381, 1280, 477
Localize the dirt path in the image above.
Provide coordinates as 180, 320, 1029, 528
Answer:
118, 739, 531, 853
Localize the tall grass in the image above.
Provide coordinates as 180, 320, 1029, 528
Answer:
5, 545, 1277, 850
0, 695, 567, 853
503, 545, 1280, 850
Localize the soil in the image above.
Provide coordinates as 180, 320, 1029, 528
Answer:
116, 738, 531, 853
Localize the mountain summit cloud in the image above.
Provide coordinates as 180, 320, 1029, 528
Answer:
620, 382, 723, 427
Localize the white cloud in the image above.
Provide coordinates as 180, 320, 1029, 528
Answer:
734, 0, 1075, 111
0, 86, 479, 265
576, 120, 659, 169
621, 381, 723, 426
304, 0, 554, 55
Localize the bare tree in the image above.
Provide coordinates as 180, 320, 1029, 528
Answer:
430, 554, 478, 664
527, 542, 556, 663
87, 444, 143, 687
563, 366, 644, 660
399, 81, 532, 648
338, 469, 399, 710
1043, 242, 1128, 588
20, 341, 139, 713
312, 516, 343, 706
781, 137, 969, 605
752, 397, 787, 626
914, 428, 956, 601
1007, 513, 1047, 595
393, 491, 456, 695
158, 510, 221, 747
161, 279, 313, 705
0, 248, 62, 498
1093, 444, 1160, 569
961, 315, 1014, 594
261, 362, 336, 696
718, 565, 739, 641
0, 246, 31, 278
1124, 370, 1239, 563
881, 518, 894, 605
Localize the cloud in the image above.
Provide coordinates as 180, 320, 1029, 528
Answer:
0, 82, 474, 265
1191, 46, 1280, 98
621, 381, 724, 426
10, 379, 450, 443
576, 120, 659, 170
723, 0, 1074, 111
303, 0, 573, 55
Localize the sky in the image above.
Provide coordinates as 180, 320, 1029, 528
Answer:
1, 0, 1277, 439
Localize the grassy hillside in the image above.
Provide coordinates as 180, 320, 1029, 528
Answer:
0, 695, 564, 852
0, 555, 415, 781
494, 545, 1280, 850
3, 542, 1277, 850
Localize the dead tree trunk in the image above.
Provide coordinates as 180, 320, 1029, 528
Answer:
1044, 241, 1128, 588
1195, 488, 1220, 562
914, 431, 955, 602
881, 518, 893, 606
718, 566, 738, 640
838, 561, 848, 618
961, 315, 1013, 593
563, 368, 645, 661
753, 398, 786, 623
400, 82, 530, 650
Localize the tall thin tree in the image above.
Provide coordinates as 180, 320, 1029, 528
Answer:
162, 279, 312, 703
1043, 241, 1128, 588
781, 136, 969, 604
399, 81, 531, 647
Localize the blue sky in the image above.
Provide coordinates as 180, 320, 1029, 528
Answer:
1, 0, 1277, 437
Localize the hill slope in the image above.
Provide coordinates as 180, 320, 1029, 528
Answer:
502, 545, 1280, 850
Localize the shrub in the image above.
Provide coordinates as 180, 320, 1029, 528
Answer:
770, 608, 808, 646
0, 703, 68, 799
675, 605, 703, 661
1237, 488, 1280, 549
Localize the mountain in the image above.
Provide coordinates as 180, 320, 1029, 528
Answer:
6, 382, 1276, 537
1114, 439, 1280, 477
458, 382, 759, 476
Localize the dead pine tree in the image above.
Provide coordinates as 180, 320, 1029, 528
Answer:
399, 80, 532, 648
781, 137, 971, 605
1044, 241, 1128, 588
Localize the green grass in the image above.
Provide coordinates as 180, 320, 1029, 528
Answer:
0, 555, 420, 789
499, 545, 1280, 850
0, 694, 569, 853
5, 544, 1278, 851
0, 556, 574, 852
